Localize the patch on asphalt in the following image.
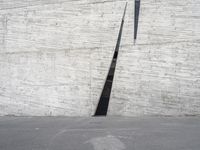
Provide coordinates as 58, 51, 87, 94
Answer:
86, 134, 126, 150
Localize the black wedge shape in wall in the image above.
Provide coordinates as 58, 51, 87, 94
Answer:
94, 2, 127, 116
134, 0, 140, 43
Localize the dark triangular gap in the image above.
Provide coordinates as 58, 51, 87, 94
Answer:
134, 0, 140, 42
94, 2, 127, 116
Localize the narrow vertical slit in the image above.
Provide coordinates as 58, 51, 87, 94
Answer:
94, 2, 127, 116
134, 0, 140, 43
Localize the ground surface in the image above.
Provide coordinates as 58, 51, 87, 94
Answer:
0, 117, 200, 150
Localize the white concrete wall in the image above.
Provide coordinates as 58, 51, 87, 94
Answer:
109, 0, 200, 116
0, 0, 200, 116
0, 0, 126, 116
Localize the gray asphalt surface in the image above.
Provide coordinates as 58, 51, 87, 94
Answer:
0, 116, 200, 150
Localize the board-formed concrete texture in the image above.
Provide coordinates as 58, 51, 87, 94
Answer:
0, 0, 200, 116
0, 0, 126, 116
108, 0, 200, 116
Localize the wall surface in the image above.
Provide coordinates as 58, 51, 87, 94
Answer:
0, 0, 200, 116
109, 0, 200, 116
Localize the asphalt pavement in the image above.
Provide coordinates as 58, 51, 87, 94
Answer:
0, 116, 200, 150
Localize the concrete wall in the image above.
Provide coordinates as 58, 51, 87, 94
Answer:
0, 0, 200, 116
0, 0, 126, 116
109, 0, 200, 116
